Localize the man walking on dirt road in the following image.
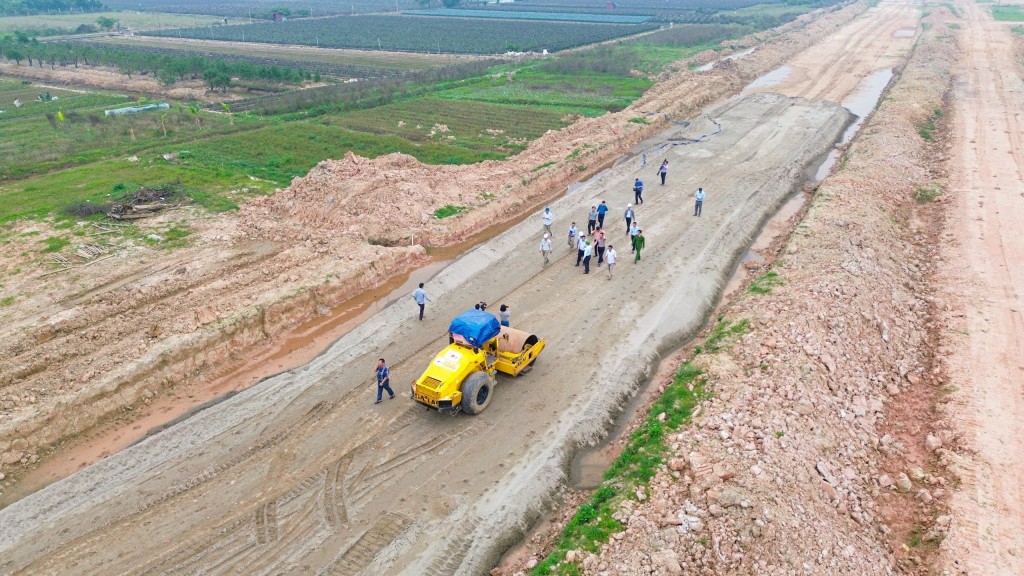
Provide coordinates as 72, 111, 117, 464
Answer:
624, 204, 634, 235
597, 200, 609, 229
576, 233, 587, 266
633, 178, 644, 205
658, 160, 668, 185
375, 358, 395, 404
542, 207, 554, 236
587, 206, 598, 235
412, 283, 431, 321
694, 187, 705, 216
582, 239, 593, 274
606, 244, 617, 279
633, 230, 645, 262
539, 233, 552, 266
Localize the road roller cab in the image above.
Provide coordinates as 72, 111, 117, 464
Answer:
411, 308, 545, 415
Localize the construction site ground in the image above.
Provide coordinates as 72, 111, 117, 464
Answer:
0, 0, 1021, 574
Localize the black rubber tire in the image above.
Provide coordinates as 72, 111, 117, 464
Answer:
460, 371, 494, 415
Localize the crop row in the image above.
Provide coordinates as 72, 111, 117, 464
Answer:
72, 41, 406, 79
144, 15, 657, 55
102, 0, 420, 18
403, 8, 651, 23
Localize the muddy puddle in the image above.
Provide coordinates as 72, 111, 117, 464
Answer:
568, 67, 896, 490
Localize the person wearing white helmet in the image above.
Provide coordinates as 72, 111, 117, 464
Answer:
539, 232, 552, 266
624, 203, 635, 235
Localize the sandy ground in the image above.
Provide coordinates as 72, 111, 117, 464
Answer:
936, 3, 1024, 574
0, 88, 853, 573
4, 0, 999, 573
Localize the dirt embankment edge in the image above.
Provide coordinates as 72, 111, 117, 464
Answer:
497, 10, 961, 575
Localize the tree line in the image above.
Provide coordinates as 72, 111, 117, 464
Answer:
0, 0, 104, 15
0, 36, 317, 90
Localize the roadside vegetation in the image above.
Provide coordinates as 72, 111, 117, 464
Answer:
529, 317, 749, 575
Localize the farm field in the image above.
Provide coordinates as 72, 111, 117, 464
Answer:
102, 0, 420, 18
143, 15, 659, 54
87, 36, 470, 72
0, 11, 238, 34
403, 8, 652, 23
330, 97, 574, 154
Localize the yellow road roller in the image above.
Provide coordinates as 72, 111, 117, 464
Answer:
411, 308, 545, 415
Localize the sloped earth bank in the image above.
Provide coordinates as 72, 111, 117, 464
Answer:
935, 3, 1024, 575
0, 88, 859, 576
0, 1, 873, 487
499, 4, 964, 576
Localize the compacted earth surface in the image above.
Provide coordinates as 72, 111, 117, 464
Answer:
0, 1, 1020, 575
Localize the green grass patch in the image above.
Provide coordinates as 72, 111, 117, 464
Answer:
628, 117, 651, 125
1013, 26, 1024, 35
918, 108, 942, 142
532, 161, 557, 172
433, 205, 468, 219
0, 295, 15, 307
330, 97, 571, 156
748, 270, 783, 295
992, 5, 1024, 21
531, 356, 708, 575
40, 236, 69, 253
914, 183, 943, 204
527, 314, 761, 574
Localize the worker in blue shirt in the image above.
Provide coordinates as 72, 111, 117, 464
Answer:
633, 178, 644, 205
375, 358, 395, 404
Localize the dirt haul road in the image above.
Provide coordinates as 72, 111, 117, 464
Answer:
0, 90, 852, 572
937, 3, 1024, 574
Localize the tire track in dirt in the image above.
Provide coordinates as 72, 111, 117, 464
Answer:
745, 0, 919, 104
937, 2, 1024, 574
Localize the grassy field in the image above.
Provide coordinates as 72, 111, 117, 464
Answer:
439, 68, 652, 116
0, 11, 235, 34
330, 97, 574, 154
992, 5, 1024, 21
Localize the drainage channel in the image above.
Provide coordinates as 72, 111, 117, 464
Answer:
567, 66, 897, 491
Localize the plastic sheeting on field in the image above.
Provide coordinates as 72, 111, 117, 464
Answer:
104, 103, 170, 117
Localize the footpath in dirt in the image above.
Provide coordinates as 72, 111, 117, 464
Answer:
0, 90, 852, 573
936, 3, 1024, 574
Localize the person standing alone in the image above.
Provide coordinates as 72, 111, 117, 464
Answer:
542, 207, 554, 235
375, 358, 395, 404
412, 282, 431, 321
694, 187, 705, 217
658, 160, 668, 185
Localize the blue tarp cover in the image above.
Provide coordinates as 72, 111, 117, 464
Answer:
448, 309, 501, 347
